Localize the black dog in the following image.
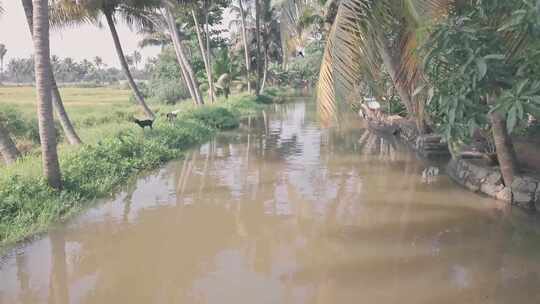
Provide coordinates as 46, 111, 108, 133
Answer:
134, 118, 154, 130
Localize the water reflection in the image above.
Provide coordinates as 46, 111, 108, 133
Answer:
1, 101, 540, 304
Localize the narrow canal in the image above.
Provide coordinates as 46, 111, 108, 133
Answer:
1, 100, 540, 303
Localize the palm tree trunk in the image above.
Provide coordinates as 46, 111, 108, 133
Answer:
33, 0, 62, 189
238, 0, 252, 94
50, 73, 82, 144
487, 94, 519, 187
164, 6, 204, 105
0, 122, 20, 165
21, 0, 82, 145
104, 12, 155, 118
191, 9, 214, 103
204, 5, 215, 103
255, 0, 262, 95
261, 51, 268, 92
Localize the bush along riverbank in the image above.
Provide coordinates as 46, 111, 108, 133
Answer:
0, 93, 276, 251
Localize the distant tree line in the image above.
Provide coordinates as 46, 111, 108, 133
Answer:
2, 54, 151, 84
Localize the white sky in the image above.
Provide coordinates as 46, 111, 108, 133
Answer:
0, 1, 161, 68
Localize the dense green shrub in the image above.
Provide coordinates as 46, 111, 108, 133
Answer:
149, 80, 190, 104
189, 107, 239, 129
0, 107, 62, 144
143, 48, 191, 104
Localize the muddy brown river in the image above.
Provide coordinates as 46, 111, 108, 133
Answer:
1, 100, 540, 304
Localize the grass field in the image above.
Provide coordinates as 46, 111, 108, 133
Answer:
1, 86, 153, 148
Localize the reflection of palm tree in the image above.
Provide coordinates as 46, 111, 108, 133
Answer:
16, 254, 36, 304
49, 230, 69, 304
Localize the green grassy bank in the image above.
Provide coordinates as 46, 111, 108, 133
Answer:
0, 91, 285, 251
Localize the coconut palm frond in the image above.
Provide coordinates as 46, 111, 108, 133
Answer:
317, 0, 455, 125
49, 0, 101, 29
117, 3, 159, 32
394, 0, 454, 88
402, 0, 452, 26
316, 0, 382, 125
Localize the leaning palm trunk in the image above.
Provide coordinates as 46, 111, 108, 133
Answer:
204, 7, 215, 103
255, 0, 262, 94
164, 6, 204, 105
238, 0, 252, 93
487, 94, 519, 187
50, 73, 82, 144
33, 0, 62, 189
0, 122, 20, 165
104, 12, 155, 118
191, 9, 214, 103
260, 50, 268, 92
21, 0, 82, 145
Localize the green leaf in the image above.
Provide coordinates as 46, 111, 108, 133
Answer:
516, 101, 524, 120
524, 103, 540, 119
516, 79, 529, 95
476, 59, 487, 80
530, 96, 540, 105
483, 54, 505, 60
507, 106, 517, 134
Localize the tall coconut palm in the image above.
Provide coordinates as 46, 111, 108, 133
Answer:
51, 0, 157, 118
192, 7, 214, 103
191, 1, 215, 103
161, 1, 204, 105
33, 0, 62, 189
102, 3, 155, 117
21, 0, 83, 145
235, 0, 252, 93
203, 1, 215, 102
0, 44, 6, 80
255, 0, 261, 94
0, 122, 20, 165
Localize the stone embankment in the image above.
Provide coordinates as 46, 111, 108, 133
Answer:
447, 158, 540, 211
361, 108, 540, 210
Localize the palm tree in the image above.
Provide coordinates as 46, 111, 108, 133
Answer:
21, 0, 83, 145
255, 0, 261, 94
161, 1, 204, 105
51, 0, 156, 118
234, 0, 252, 93
32, 0, 62, 189
102, 2, 155, 117
191, 1, 215, 103
0, 121, 20, 165
0, 44, 6, 80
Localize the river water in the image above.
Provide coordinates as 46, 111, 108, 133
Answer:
1, 100, 540, 304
